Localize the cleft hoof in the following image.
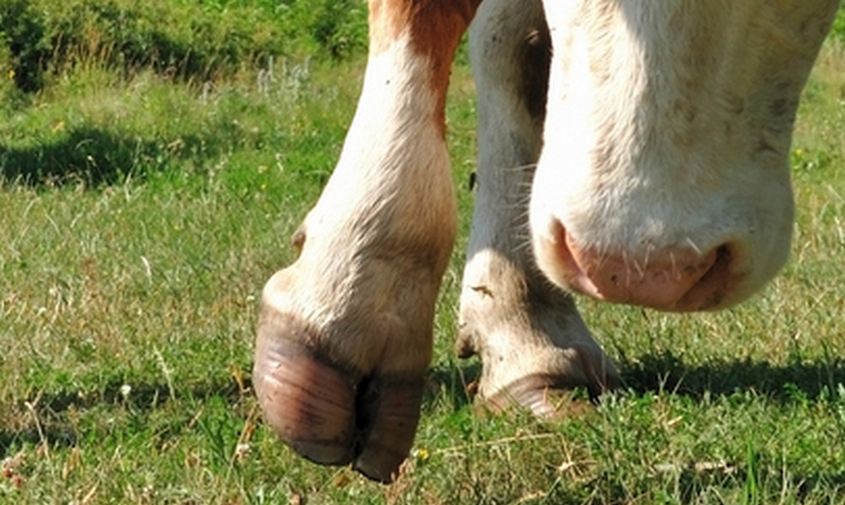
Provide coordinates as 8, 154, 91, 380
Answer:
253, 312, 425, 482
353, 376, 424, 482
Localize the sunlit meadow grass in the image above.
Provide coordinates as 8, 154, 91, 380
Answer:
2, 9, 845, 505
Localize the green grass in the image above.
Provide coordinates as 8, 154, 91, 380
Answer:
2, 3, 845, 504
0, 0, 367, 94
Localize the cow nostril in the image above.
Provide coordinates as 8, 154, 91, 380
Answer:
675, 244, 734, 310
539, 220, 738, 311
693, 244, 732, 286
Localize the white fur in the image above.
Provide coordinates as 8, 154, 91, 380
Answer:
260, 0, 837, 416
530, 0, 838, 308
263, 30, 456, 375
458, 0, 619, 405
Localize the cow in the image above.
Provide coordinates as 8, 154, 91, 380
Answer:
252, 0, 840, 482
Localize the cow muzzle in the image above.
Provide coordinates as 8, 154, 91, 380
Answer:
536, 220, 737, 312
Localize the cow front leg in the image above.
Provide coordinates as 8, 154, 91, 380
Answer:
253, 0, 481, 483
458, 0, 619, 416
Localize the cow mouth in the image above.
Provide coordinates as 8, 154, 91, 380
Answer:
538, 221, 735, 312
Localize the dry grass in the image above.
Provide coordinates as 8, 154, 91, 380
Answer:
1, 23, 844, 505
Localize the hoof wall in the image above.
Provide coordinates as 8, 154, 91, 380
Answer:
254, 315, 425, 482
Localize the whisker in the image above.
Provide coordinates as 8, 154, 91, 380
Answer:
685, 237, 702, 255
669, 250, 678, 279
630, 251, 645, 280
513, 236, 534, 253
502, 162, 539, 173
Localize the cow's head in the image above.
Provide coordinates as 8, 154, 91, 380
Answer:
529, 0, 839, 311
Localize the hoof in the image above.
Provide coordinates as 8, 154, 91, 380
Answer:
470, 338, 620, 418
352, 376, 424, 482
253, 313, 424, 483
253, 330, 357, 466
457, 251, 620, 418
483, 372, 615, 419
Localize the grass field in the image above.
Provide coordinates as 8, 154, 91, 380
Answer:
2, 3, 845, 504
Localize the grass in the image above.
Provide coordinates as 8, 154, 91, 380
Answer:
2, 3, 845, 504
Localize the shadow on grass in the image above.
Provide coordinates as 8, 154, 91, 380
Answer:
618, 349, 845, 402
0, 377, 247, 454
0, 126, 219, 186
425, 351, 845, 412
1, 363, 479, 454
425, 361, 481, 412
549, 464, 845, 505
3, 351, 841, 454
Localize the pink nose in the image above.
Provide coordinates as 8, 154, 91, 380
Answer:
551, 224, 732, 311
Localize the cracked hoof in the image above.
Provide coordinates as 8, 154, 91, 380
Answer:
254, 313, 424, 483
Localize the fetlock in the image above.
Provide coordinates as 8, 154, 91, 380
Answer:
458, 250, 619, 416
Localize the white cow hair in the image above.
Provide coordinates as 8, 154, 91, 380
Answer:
258, 0, 838, 424
263, 28, 457, 376
530, 0, 837, 307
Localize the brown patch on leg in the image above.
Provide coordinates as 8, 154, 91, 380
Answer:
367, 0, 482, 136
369, 0, 481, 55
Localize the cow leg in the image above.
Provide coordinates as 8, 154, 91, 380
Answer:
254, 0, 480, 483
457, 0, 619, 416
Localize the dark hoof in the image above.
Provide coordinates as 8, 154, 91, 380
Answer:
482, 359, 620, 419
352, 376, 424, 482
253, 314, 423, 483
483, 374, 595, 418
